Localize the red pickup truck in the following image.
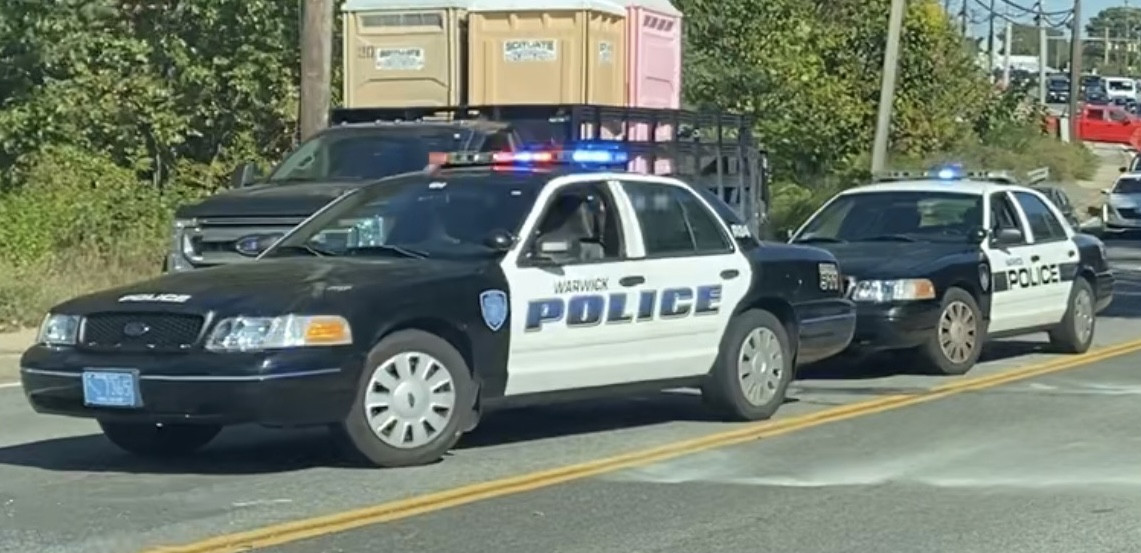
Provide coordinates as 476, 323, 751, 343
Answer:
1064, 104, 1141, 146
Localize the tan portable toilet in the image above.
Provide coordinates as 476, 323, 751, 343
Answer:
466, 0, 627, 105
342, 0, 472, 108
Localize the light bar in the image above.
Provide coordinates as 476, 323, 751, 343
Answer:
870, 167, 1033, 184
428, 147, 630, 168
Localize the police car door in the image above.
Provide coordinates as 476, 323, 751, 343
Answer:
499, 177, 648, 396
984, 191, 1038, 332
611, 176, 750, 378
1009, 189, 1076, 325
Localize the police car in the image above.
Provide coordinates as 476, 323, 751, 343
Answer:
20, 147, 856, 467
788, 167, 1114, 376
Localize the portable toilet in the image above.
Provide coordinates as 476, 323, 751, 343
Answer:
341, 0, 471, 108
619, 0, 681, 174
466, 0, 627, 106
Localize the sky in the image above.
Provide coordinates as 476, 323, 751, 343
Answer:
963, 0, 1126, 38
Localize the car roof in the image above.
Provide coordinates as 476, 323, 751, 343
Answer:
843, 179, 1028, 196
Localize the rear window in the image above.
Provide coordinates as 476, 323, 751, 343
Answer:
266, 127, 478, 183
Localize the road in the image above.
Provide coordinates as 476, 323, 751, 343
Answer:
2, 239, 1141, 553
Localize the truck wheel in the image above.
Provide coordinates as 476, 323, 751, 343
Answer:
1048, 277, 1096, 354
702, 309, 793, 421
331, 330, 475, 468
98, 421, 221, 458
916, 287, 983, 375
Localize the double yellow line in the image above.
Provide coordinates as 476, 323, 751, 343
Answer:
148, 338, 1141, 553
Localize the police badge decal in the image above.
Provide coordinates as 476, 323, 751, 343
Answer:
479, 289, 508, 332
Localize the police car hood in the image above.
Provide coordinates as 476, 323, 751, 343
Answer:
52, 257, 470, 317
817, 241, 978, 279
173, 180, 370, 219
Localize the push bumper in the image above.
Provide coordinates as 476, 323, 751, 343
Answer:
19, 346, 362, 426
847, 301, 941, 352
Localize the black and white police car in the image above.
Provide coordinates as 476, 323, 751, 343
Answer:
788, 167, 1114, 375
21, 147, 856, 467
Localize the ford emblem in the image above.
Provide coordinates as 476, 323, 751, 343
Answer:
235, 235, 268, 257
123, 321, 151, 337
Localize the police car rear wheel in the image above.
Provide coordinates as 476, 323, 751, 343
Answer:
918, 287, 982, 376
703, 309, 793, 421
1049, 277, 1096, 354
332, 330, 475, 468
98, 421, 221, 458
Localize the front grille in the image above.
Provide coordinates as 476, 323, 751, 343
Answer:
1117, 207, 1139, 219
184, 216, 307, 267
81, 313, 205, 352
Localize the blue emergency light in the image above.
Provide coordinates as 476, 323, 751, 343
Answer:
933, 163, 964, 180
429, 146, 629, 168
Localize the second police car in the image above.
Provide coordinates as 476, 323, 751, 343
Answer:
20, 147, 856, 468
789, 167, 1114, 375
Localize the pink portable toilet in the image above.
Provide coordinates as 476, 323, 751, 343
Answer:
619, 0, 682, 174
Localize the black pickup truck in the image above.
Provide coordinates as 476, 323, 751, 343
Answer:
165, 105, 771, 271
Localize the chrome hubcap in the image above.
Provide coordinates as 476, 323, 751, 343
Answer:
1073, 289, 1094, 343
364, 351, 456, 449
737, 327, 785, 405
938, 301, 977, 364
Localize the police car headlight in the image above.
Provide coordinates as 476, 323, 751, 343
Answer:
36, 313, 82, 346
850, 279, 936, 302
205, 315, 352, 352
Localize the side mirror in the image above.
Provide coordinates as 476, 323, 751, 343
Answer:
483, 229, 516, 252
229, 162, 260, 188
530, 236, 575, 264
1101, 189, 1110, 195
992, 228, 1024, 246
1120, 167, 1127, 172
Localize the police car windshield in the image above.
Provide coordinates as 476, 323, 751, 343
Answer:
264, 127, 474, 183
266, 172, 542, 259
795, 191, 983, 243
1112, 178, 1141, 194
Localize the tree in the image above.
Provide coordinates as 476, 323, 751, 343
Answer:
1084, 6, 1141, 71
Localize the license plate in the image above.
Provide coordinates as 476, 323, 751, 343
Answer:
82, 370, 141, 408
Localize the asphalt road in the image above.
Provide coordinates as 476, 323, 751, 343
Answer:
263, 353, 1141, 553
2, 240, 1141, 553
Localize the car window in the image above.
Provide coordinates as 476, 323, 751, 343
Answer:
621, 181, 733, 256
526, 182, 623, 265
1113, 177, 1141, 193
266, 127, 473, 183
1109, 80, 1134, 91
794, 191, 983, 244
989, 192, 1023, 235
1109, 109, 1129, 122
1012, 191, 1068, 242
265, 173, 541, 260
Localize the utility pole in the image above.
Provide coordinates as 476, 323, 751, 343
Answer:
871, 0, 907, 172
1003, 17, 1013, 87
960, 0, 968, 35
988, 0, 998, 80
1104, 27, 1111, 65
299, 0, 334, 142
1037, 1, 1047, 104
1069, 0, 1082, 141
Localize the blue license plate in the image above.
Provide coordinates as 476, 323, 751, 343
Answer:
82, 370, 141, 408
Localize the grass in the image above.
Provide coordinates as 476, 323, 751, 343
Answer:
0, 247, 162, 332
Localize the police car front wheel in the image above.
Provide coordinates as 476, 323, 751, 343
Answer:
332, 330, 476, 468
915, 287, 983, 376
703, 309, 794, 421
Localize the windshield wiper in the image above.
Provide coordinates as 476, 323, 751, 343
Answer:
861, 234, 919, 242
794, 236, 846, 243
346, 245, 431, 259
270, 243, 338, 257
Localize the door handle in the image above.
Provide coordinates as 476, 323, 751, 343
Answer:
618, 275, 645, 287
1068, 250, 1076, 257
720, 269, 740, 280
1030, 255, 1041, 262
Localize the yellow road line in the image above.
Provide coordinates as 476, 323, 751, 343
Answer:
146, 339, 1141, 553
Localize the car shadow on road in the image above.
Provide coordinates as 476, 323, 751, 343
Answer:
795, 339, 1046, 382
0, 391, 794, 474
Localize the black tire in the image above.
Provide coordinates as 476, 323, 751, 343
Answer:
702, 309, 794, 421
331, 329, 476, 468
1048, 277, 1096, 354
98, 421, 221, 458
915, 287, 983, 376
